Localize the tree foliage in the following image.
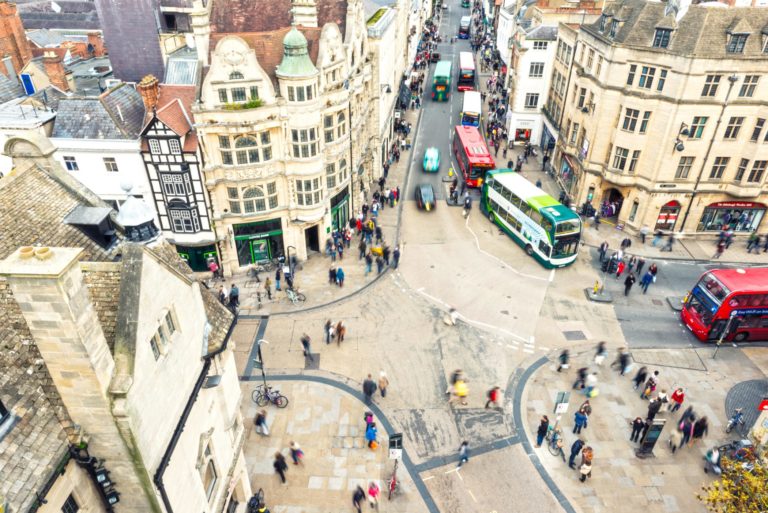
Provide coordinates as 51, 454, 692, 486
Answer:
698, 457, 768, 513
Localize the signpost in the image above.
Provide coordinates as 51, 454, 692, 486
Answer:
388, 433, 403, 460
635, 419, 666, 459
554, 391, 570, 415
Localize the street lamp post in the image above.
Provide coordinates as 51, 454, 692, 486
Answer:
712, 312, 737, 360
253, 339, 270, 388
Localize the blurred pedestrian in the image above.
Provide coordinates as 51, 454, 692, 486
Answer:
572, 367, 588, 390
335, 321, 346, 345
363, 374, 377, 404
457, 441, 470, 468
630, 417, 645, 442
353, 485, 366, 513
536, 415, 549, 447
646, 397, 662, 422
254, 409, 269, 436
594, 341, 607, 366
669, 387, 685, 412
289, 441, 304, 465
640, 370, 660, 400
485, 386, 501, 409
640, 271, 653, 294
264, 277, 272, 300
336, 267, 345, 287
557, 349, 570, 372
324, 319, 333, 344
368, 482, 380, 508
691, 416, 708, 446
568, 437, 585, 469
275, 267, 282, 291
378, 371, 389, 398
668, 425, 683, 453
365, 421, 378, 449
393, 245, 401, 268
300, 333, 313, 361
573, 408, 588, 434
632, 366, 648, 390
579, 460, 592, 482
273, 452, 288, 484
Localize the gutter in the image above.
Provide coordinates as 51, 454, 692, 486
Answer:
152, 313, 238, 513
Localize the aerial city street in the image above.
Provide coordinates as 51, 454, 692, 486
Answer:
1, 0, 767, 512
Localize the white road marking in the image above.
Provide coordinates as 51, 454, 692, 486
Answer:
464, 215, 549, 282
423, 475, 435, 482
445, 468, 460, 474
468, 489, 478, 503
523, 348, 535, 354
549, 269, 556, 282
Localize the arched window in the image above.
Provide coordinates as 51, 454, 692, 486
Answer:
167, 200, 200, 233
235, 136, 258, 148
229, 71, 244, 80
242, 187, 266, 213
235, 136, 260, 165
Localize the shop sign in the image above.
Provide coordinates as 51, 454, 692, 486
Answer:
708, 201, 766, 209
659, 184, 677, 188
517, 119, 533, 127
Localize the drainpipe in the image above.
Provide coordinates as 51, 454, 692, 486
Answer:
153, 315, 238, 513
677, 74, 738, 233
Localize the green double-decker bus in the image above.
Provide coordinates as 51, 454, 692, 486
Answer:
482, 169, 581, 268
432, 61, 452, 102
461, 0, 471, 7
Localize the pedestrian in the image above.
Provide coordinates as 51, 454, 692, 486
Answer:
336, 267, 345, 287
328, 266, 336, 285
457, 441, 470, 468
594, 341, 607, 366
640, 370, 659, 400
640, 270, 653, 294
352, 485, 366, 513
229, 283, 240, 309
365, 252, 373, 275
289, 441, 304, 465
680, 414, 695, 446
598, 241, 609, 262
324, 319, 333, 344
358, 239, 367, 260
300, 333, 313, 361
452, 378, 469, 405
273, 452, 288, 484
367, 481, 380, 508
636, 257, 646, 276
378, 371, 389, 398
393, 245, 401, 269
568, 437, 585, 468
557, 349, 570, 372
485, 386, 501, 409
668, 424, 683, 453
624, 273, 636, 296
535, 415, 549, 447
218, 285, 227, 305
365, 421, 378, 449
632, 366, 648, 390
254, 409, 269, 436
646, 397, 662, 422
640, 225, 649, 244
616, 259, 626, 278
652, 230, 663, 246
668, 387, 685, 412
363, 374, 377, 404
579, 460, 592, 482
463, 194, 472, 218
573, 408, 588, 434
628, 255, 637, 273
376, 255, 384, 274
572, 367, 588, 390
335, 321, 346, 344
621, 237, 631, 250
584, 372, 598, 397
580, 399, 593, 417
614, 347, 631, 375
630, 416, 645, 442
275, 267, 282, 291
713, 240, 726, 259
662, 233, 675, 252
264, 277, 272, 300
690, 416, 708, 446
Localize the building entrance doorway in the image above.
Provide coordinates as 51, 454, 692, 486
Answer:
600, 188, 624, 220
305, 225, 320, 253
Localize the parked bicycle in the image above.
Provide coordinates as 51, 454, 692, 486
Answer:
286, 286, 306, 305
546, 425, 566, 461
251, 384, 289, 408
725, 408, 745, 434
388, 459, 399, 500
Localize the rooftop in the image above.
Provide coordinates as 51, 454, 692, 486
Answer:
17, 0, 101, 30
52, 82, 145, 140
0, 100, 57, 129
165, 46, 198, 86
211, 0, 348, 37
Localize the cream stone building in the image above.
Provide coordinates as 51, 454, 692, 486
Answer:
553, 0, 768, 236
194, 0, 376, 272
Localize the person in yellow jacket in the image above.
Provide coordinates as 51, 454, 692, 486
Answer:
452, 379, 469, 406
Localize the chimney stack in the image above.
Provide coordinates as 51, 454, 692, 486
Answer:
137, 74, 160, 113
42, 50, 70, 92
87, 31, 106, 57
0, 0, 31, 77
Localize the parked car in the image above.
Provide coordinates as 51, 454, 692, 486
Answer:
416, 183, 436, 211
423, 147, 440, 172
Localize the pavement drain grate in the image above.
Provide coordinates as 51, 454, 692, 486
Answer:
305, 354, 320, 370
652, 299, 663, 306
562, 330, 586, 341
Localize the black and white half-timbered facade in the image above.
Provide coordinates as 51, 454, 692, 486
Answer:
140, 84, 218, 271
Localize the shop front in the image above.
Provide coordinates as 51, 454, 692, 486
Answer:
330, 187, 350, 231
654, 200, 681, 231
540, 124, 556, 153
233, 218, 285, 267
176, 243, 219, 272
697, 201, 766, 233
559, 154, 579, 196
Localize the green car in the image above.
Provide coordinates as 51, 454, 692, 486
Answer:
423, 147, 440, 172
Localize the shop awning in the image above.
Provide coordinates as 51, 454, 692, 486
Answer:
562, 154, 578, 170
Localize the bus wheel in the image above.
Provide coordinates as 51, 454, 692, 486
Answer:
734, 332, 749, 342
525, 245, 533, 256
488, 211, 494, 223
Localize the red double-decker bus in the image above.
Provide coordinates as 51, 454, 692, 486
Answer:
681, 268, 768, 342
452, 125, 495, 187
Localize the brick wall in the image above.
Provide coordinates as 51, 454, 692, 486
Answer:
42, 51, 69, 92
0, 1, 31, 77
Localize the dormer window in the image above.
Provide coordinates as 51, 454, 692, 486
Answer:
609, 20, 619, 38
727, 33, 748, 54
652, 28, 671, 48
229, 71, 244, 80
599, 15, 606, 32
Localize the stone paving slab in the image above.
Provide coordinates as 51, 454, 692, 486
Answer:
524, 347, 766, 513
631, 348, 708, 372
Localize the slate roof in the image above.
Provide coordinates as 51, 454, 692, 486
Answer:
17, 0, 101, 30
587, 0, 768, 58
0, 279, 72, 513
26, 28, 68, 48
52, 83, 145, 140
0, 73, 25, 104
527, 25, 558, 41
211, 0, 348, 37
0, 164, 118, 262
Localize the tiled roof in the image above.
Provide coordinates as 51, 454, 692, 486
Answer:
527, 25, 558, 41
211, 0, 348, 40
156, 99, 192, 136
587, 1, 768, 58
81, 264, 122, 353
17, 1, 101, 30
0, 165, 118, 261
0, 73, 24, 104
52, 83, 145, 139
165, 47, 198, 86
0, 279, 72, 513
26, 28, 67, 48
210, 27, 322, 86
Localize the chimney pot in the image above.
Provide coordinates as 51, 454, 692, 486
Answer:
42, 50, 70, 92
137, 74, 160, 113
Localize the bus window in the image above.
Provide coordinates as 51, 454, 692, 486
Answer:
501, 187, 512, 202
687, 292, 714, 325
541, 218, 553, 234
556, 221, 580, 234
700, 275, 730, 301
511, 195, 522, 209
530, 211, 543, 225
492, 180, 503, 194
520, 203, 533, 218
538, 240, 551, 257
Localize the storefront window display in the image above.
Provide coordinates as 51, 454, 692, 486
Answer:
697, 202, 765, 232
234, 219, 284, 267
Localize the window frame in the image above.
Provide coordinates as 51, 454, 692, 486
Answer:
296, 177, 323, 206
735, 158, 749, 182
63, 156, 78, 171
628, 150, 641, 173
723, 117, 744, 140
689, 116, 708, 139
529, 62, 544, 78
675, 156, 694, 179
524, 92, 539, 109
751, 118, 765, 142
638, 66, 656, 89
291, 127, 319, 158
627, 64, 637, 86
612, 146, 629, 171
639, 111, 652, 134
702, 74, 721, 97
726, 33, 748, 54
0, 400, 9, 425
61, 494, 79, 513
739, 75, 759, 97
149, 139, 161, 154
622, 108, 639, 132
169, 139, 182, 154
103, 157, 119, 173
747, 160, 767, 183
709, 156, 730, 180
652, 28, 671, 48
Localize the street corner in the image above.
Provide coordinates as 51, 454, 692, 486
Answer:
240, 379, 430, 512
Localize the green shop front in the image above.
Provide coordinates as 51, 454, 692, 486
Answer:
234, 219, 285, 267
176, 244, 219, 272
330, 187, 350, 231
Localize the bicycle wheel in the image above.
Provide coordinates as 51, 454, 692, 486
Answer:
275, 395, 289, 408
255, 391, 269, 407
251, 389, 262, 404
296, 293, 306, 302
547, 439, 561, 456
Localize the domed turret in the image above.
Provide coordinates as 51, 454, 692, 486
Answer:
276, 26, 318, 78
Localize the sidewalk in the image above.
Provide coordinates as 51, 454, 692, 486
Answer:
523, 346, 767, 513
217, 107, 422, 316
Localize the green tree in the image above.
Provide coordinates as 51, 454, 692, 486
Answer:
698, 457, 768, 513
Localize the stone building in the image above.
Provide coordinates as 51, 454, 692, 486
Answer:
194, 0, 375, 271
0, 142, 250, 512
553, 0, 768, 235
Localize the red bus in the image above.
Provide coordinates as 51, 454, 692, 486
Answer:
452, 125, 495, 187
681, 267, 768, 342
457, 51, 476, 91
